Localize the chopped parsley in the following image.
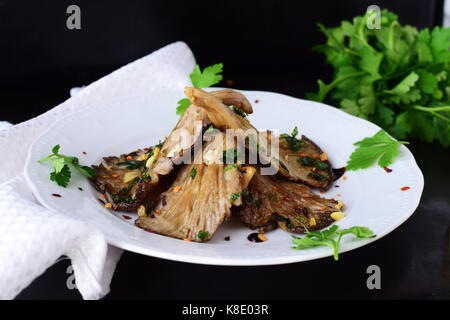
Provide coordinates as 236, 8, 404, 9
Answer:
231, 192, 241, 204
280, 126, 306, 151
308, 172, 326, 181
299, 156, 315, 166
224, 164, 240, 171
197, 230, 209, 241
299, 156, 329, 171
190, 167, 197, 179
232, 106, 247, 118
116, 160, 146, 170
112, 177, 142, 203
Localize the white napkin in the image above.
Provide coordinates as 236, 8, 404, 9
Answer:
0, 42, 196, 299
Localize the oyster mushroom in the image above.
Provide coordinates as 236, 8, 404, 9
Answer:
277, 135, 334, 189
91, 148, 160, 211
239, 170, 339, 233
152, 89, 253, 176
135, 132, 256, 242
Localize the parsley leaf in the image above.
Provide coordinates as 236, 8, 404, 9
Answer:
38, 144, 97, 187
190, 63, 223, 88
176, 63, 224, 115
50, 164, 71, 187
346, 130, 409, 170
176, 98, 191, 116
292, 225, 376, 260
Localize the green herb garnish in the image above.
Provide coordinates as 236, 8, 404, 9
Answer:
224, 164, 240, 171
176, 63, 224, 115
299, 156, 329, 171
280, 126, 305, 151
38, 144, 97, 187
347, 130, 409, 170
307, 172, 326, 181
307, 9, 450, 147
315, 160, 330, 171
197, 230, 209, 241
116, 160, 146, 170
232, 106, 247, 118
230, 192, 241, 204
292, 225, 376, 260
299, 156, 315, 166
190, 167, 197, 179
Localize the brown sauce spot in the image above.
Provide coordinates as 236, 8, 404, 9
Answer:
247, 233, 263, 243
332, 167, 346, 181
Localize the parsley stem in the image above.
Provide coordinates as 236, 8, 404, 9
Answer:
413, 105, 450, 123
387, 21, 398, 50
320, 72, 366, 101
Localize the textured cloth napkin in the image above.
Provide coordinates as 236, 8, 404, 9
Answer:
0, 42, 196, 299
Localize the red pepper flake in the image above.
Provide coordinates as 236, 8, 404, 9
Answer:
384, 167, 393, 173
78, 187, 83, 191
254, 99, 260, 103
401, 186, 410, 191
52, 193, 62, 198
82, 152, 87, 155
122, 215, 132, 220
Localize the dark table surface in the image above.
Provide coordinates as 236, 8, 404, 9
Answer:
2, 0, 449, 300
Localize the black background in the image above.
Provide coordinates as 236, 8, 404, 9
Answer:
2, 0, 450, 299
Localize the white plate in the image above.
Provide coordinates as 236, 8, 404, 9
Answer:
24, 89, 424, 265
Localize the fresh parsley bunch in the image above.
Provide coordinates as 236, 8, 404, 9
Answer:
307, 9, 450, 147
176, 63, 223, 115
38, 144, 97, 187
